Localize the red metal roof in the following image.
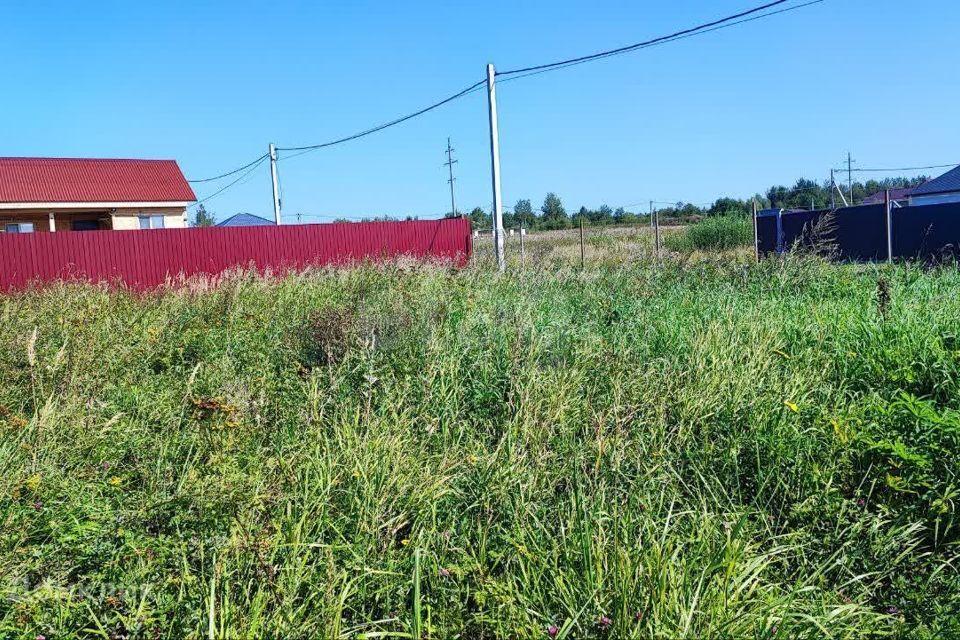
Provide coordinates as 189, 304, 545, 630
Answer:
0, 157, 196, 203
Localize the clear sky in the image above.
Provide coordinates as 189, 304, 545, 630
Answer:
3, 0, 958, 222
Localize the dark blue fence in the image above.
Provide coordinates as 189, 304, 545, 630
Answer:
756, 201, 960, 262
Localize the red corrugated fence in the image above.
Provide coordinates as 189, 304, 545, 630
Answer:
0, 217, 472, 291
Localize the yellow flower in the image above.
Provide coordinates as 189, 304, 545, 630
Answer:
400, 538, 410, 546
109, 476, 122, 487
25, 474, 41, 491
784, 400, 799, 413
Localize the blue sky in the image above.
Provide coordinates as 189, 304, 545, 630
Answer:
3, 0, 958, 221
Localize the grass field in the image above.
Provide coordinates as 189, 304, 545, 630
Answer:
1, 227, 959, 638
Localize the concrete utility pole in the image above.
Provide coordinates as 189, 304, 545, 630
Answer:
486, 63, 505, 272
649, 200, 654, 230
847, 152, 854, 207
752, 199, 759, 262
444, 137, 458, 217
269, 143, 282, 225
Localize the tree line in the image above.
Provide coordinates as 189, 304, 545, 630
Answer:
192, 174, 932, 229
453, 175, 930, 231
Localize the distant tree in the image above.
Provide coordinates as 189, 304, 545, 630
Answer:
593, 204, 614, 225
540, 193, 569, 229
512, 199, 536, 228
191, 204, 216, 227
613, 207, 626, 223
708, 197, 749, 217
468, 207, 491, 231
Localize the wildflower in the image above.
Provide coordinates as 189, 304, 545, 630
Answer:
25, 474, 41, 491
886, 605, 900, 615
37, 635, 46, 640
400, 538, 410, 546
101, 461, 111, 471
109, 476, 122, 487
597, 615, 612, 630
783, 400, 799, 413
32, 501, 43, 511
547, 625, 559, 638
438, 567, 451, 578
634, 611, 643, 622
857, 498, 866, 508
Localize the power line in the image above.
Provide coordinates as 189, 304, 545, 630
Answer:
832, 163, 957, 173
496, 0, 815, 79
189, 155, 268, 209
187, 154, 269, 183
276, 79, 486, 159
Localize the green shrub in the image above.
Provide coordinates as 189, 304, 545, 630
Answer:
667, 215, 753, 252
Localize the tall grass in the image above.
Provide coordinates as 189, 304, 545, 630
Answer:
1, 255, 958, 638
666, 215, 753, 252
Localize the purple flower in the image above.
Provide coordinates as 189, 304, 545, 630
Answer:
438, 567, 451, 578
37, 635, 47, 640
857, 498, 866, 508
887, 605, 900, 615
634, 610, 643, 622
598, 615, 612, 630
547, 625, 559, 638
32, 501, 43, 511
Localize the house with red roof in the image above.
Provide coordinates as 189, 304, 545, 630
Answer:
0, 157, 196, 233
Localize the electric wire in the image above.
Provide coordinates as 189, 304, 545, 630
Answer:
276, 79, 487, 159
497, 0, 809, 78
833, 163, 957, 173
189, 155, 268, 209
187, 154, 269, 183
497, 0, 825, 85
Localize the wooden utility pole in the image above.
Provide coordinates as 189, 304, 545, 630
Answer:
444, 137, 458, 217
830, 169, 836, 209
847, 152, 854, 206
752, 199, 759, 262
486, 64, 505, 272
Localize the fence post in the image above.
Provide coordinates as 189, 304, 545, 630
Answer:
579, 215, 585, 269
654, 206, 661, 262
752, 199, 759, 262
775, 209, 784, 254
885, 189, 892, 264
519, 222, 525, 267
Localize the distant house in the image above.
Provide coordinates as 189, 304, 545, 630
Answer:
862, 186, 916, 205
216, 213, 275, 227
0, 157, 195, 233
909, 165, 960, 205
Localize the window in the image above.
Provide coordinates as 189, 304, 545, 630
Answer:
4, 222, 34, 233
138, 214, 166, 230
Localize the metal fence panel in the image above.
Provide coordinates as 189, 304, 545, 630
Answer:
0, 217, 472, 291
